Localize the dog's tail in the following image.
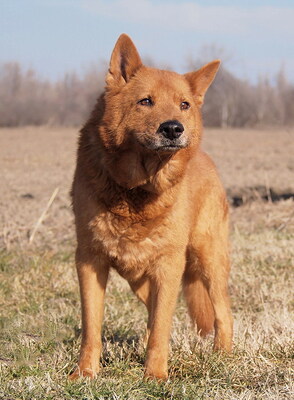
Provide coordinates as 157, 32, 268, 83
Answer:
183, 277, 215, 336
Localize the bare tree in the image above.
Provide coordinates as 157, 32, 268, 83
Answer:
0, 59, 293, 128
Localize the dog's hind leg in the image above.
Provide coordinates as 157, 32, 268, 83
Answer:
188, 234, 233, 352
129, 277, 154, 346
183, 269, 215, 337
184, 241, 233, 352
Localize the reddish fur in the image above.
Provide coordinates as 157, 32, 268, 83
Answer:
69, 34, 233, 381
183, 278, 215, 337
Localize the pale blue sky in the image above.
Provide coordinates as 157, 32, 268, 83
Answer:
1, 0, 294, 82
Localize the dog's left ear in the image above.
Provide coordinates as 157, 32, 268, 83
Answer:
106, 34, 143, 88
184, 60, 220, 106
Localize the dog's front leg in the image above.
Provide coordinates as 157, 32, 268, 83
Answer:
144, 255, 185, 380
69, 248, 109, 380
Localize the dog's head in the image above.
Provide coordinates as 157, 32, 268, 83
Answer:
101, 34, 220, 155
94, 34, 220, 191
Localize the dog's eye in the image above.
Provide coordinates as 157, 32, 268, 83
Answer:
180, 101, 190, 110
138, 98, 153, 106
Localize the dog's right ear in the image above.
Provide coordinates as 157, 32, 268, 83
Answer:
106, 34, 143, 88
185, 60, 220, 106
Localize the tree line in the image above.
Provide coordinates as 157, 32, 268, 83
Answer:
1, 61, 293, 127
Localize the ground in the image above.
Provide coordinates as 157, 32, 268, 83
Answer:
0, 127, 293, 399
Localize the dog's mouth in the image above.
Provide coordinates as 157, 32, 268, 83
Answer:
155, 143, 188, 152
134, 132, 189, 153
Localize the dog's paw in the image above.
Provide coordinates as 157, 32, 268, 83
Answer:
144, 368, 168, 381
69, 365, 99, 381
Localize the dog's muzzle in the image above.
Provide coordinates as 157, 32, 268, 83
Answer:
155, 120, 187, 151
157, 120, 184, 140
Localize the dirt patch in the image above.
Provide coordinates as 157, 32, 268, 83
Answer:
0, 127, 77, 249
202, 127, 294, 191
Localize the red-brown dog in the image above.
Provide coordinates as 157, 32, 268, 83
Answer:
70, 34, 233, 380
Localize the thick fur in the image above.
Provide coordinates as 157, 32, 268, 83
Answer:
70, 34, 233, 381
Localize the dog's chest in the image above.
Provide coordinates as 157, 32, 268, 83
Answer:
90, 210, 168, 273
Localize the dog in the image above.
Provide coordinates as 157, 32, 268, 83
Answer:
69, 34, 233, 381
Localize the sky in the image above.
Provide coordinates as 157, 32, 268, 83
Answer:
1, 0, 294, 83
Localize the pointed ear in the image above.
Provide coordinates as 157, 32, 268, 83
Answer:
106, 34, 143, 87
184, 60, 220, 106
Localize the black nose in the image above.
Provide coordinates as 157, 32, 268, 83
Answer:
157, 120, 184, 140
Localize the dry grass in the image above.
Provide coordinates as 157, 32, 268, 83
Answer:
0, 126, 293, 399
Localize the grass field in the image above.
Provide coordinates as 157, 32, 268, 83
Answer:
0, 127, 293, 399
